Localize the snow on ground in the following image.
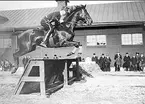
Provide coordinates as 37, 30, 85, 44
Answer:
0, 71, 145, 104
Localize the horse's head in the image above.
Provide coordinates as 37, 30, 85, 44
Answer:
66, 5, 93, 26
75, 5, 93, 26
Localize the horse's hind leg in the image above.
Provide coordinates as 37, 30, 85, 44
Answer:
11, 48, 32, 74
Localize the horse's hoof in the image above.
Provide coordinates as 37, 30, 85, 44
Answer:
67, 52, 74, 56
40, 43, 47, 48
78, 52, 82, 55
11, 71, 15, 74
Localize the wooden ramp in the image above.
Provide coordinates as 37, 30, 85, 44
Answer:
14, 58, 80, 97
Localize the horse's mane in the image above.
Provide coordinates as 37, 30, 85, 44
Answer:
65, 5, 86, 22
70, 5, 86, 14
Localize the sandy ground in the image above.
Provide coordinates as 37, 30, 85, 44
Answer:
0, 71, 145, 104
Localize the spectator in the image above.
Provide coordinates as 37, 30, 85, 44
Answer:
91, 53, 99, 64
130, 55, 137, 71
85, 56, 91, 63
104, 55, 111, 71
0, 60, 5, 71
99, 54, 106, 71
123, 53, 131, 71
135, 52, 141, 71
114, 52, 122, 71
140, 53, 145, 71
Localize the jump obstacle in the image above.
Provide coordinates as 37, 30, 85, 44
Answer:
26, 46, 83, 59
14, 57, 80, 96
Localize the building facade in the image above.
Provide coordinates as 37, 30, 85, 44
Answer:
0, 1, 145, 66
74, 24, 145, 66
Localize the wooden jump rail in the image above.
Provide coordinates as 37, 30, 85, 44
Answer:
14, 58, 80, 97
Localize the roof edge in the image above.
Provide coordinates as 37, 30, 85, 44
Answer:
0, 21, 144, 32
76, 21, 145, 28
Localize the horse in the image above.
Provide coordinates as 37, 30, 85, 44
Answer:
11, 5, 93, 74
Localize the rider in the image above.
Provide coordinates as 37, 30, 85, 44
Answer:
40, 6, 71, 47
40, 17, 58, 47
59, 6, 71, 24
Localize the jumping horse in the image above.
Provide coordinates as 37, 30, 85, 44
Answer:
12, 5, 93, 74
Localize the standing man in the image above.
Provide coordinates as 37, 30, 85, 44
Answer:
104, 55, 111, 71
99, 54, 106, 71
91, 53, 99, 64
123, 53, 131, 71
140, 53, 145, 71
114, 52, 122, 71
130, 55, 137, 71
135, 52, 141, 71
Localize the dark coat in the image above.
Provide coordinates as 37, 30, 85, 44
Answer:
123, 56, 131, 68
140, 56, 145, 65
105, 57, 111, 65
41, 12, 60, 31
114, 54, 122, 60
131, 57, 137, 65
99, 56, 106, 71
104, 57, 111, 71
136, 55, 141, 64
92, 56, 99, 64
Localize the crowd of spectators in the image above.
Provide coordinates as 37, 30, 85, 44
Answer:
90, 52, 145, 72
1, 52, 145, 72
50, 52, 145, 72
91, 53, 111, 71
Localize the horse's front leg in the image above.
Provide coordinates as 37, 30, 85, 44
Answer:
11, 47, 32, 74
62, 41, 82, 56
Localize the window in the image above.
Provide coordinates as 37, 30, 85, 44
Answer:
86, 35, 106, 46
3, 39, 11, 48
132, 33, 143, 45
121, 33, 143, 45
0, 37, 11, 48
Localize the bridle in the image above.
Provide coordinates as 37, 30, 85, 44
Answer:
78, 8, 92, 25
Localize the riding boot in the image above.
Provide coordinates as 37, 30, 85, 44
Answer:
40, 27, 54, 48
